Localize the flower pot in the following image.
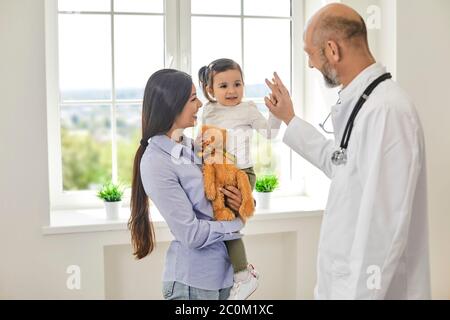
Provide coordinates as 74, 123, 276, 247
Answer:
255, 192, 272, 209
104, 201, 122, 220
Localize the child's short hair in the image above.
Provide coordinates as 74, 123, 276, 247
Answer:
198, 58, 244, 103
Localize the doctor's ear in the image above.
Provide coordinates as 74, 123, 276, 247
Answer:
326, 40, 341, 62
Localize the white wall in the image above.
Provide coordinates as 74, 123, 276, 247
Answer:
104, 233, 301, 299
0, 0, 448, 299
396, 0, 450, 299
0, 0, 104, 299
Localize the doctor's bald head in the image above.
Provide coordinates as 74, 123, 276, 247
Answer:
311, 4, 369, 49
304, 4, 375, 88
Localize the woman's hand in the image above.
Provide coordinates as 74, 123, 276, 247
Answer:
220, 186, 242, 216
264, 72, 296, 125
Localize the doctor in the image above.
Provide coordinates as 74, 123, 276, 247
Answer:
265, 3, 430, 299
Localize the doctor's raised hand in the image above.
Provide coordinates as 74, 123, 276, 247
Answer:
264, 72, 296, 125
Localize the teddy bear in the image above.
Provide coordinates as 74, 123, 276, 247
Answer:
197, 125, 255, 222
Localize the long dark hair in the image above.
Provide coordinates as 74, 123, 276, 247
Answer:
128, 69, 192, 259
198, 58, 244, 103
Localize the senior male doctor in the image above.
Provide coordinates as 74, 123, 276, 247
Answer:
265, 3, 431, 300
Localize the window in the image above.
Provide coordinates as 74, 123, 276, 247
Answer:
46, 0, 306, 209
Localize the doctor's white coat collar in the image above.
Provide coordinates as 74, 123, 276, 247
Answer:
331, 63, 387, 142
338, 63, 387, 104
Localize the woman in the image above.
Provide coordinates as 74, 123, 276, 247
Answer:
128, 69, 245, 300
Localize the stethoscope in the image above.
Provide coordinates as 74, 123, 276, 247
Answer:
323, 73, 392, 166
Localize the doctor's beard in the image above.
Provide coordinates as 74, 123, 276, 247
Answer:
319, 50, 340, 88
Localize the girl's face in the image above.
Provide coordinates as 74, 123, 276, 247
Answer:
172, 84, 203, 130
208, 69, 244, 106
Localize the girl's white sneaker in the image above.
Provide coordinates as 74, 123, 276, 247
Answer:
227, 264, 260, 300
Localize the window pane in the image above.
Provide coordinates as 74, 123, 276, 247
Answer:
191, 17, 241, 96
252, 131, 276, 175
58, 14, 112, 101
276, 133, 294, 191
114, 15, 164, 100
191, 0, 240, 15
117, 104, 141, 186
250, 103, 289, 188
58, 0, 110, 12
253, 136, 295, 192
291, 151, 308, 193
61, 105, 112, 191
244, 18, 291, 99
244, 0, 290, 17
114, 0, 163, 13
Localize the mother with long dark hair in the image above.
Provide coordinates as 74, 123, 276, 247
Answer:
128, 69, 245, 300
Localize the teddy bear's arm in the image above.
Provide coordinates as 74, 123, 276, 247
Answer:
203, 164, 216, 201
236, 170, 255, 219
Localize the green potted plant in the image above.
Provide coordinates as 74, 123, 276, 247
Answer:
97, 182, 124, 220
255, 174, 279, 209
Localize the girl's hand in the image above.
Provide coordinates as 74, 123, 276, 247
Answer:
220, 186, 242, 214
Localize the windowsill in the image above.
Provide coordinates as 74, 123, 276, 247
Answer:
42, 195, 324, 235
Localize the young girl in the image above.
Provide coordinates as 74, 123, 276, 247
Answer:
198, 58, 281, 300
129, 69, 245, 300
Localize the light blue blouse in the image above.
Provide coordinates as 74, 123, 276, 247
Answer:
140, 134, 244, 290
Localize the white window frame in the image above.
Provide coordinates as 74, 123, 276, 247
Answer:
45, 0, 306, 210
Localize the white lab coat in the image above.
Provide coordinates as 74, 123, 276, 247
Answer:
284, 64, 431, 299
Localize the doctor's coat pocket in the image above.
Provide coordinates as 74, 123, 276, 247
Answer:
330, 261, 352, 300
